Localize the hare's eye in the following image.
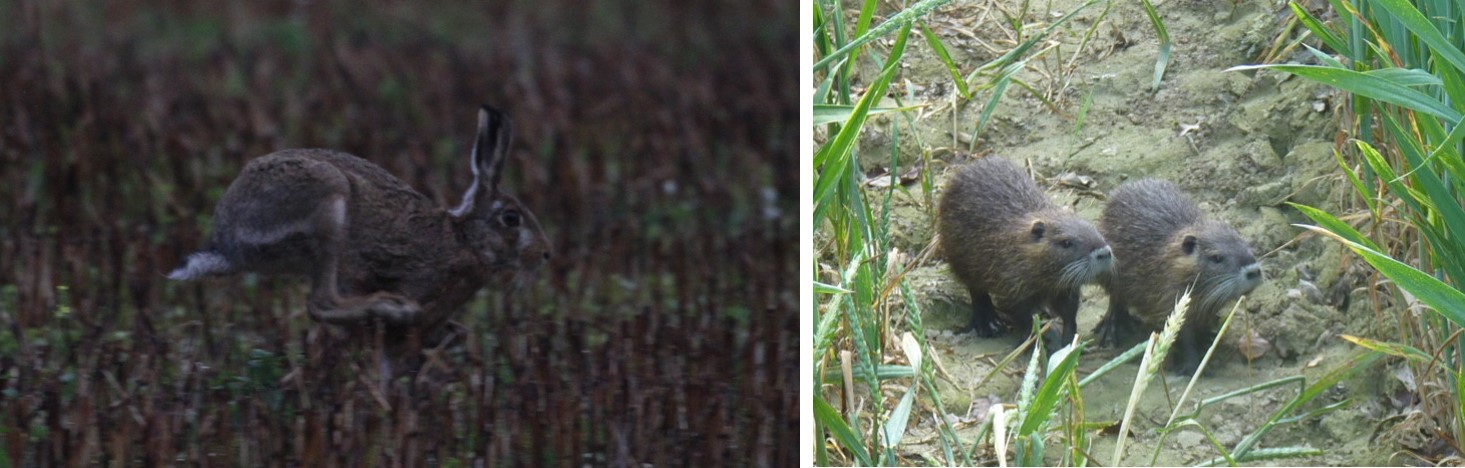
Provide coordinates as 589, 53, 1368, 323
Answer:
501, 209, 522, 227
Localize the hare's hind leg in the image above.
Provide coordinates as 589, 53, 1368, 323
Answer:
305, 195, 422, 325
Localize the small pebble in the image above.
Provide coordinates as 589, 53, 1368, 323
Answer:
1299, 279, 1324, 304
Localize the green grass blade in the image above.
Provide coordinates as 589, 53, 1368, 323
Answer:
964, 0, 1108, 80
1230, 350, 1382, 458
1198, 447, 1326, 466
1078, 339, 1147, 388
1369, 121, 1465, 282
813, 104, 922, 126
1288, 203, 1383, 251
1296, 225, 1465, 326
1384, 118, 1465, 282
1301, 43, 1346, 68
881, 381, 919, 453
921, 22, 971, 99
836, 0, 879, 98
1366, 68, 1444, 87
1368, 0, 1465, 76
813, 25, 911, 209
1341, 335, 1434, 362
1289, 1, 1347, 53
812, 0, 955, 72
820, 364, 917, 384
1074, 84, 1094, 134
1139, 0, 1170, 92
1229, 64, 1463, 123
854, 0, 877, 41
1332, 146, 1377, 213
1356, 129, 1433, 214
813, 57, 845, 105
1274, 398, 1351, 425
815, 396, 874, 465
970, 60, 1022, 150
1018, 340, 1083, 435
814, 280, 852, 295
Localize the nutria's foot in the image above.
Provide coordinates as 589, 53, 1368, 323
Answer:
1169, 348, 1207, 376
968, 317, 1005, 338
1039, 328, 1066, 353
1095, 313, 1138, 348
1169, 357, 1201, 376
1167, 335, 1201, 376
1167, 332, 1217, 376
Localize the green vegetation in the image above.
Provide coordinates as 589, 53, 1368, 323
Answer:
812, 0, 1388, 465
810, 0, 1120, 465
0, 0, 794, 465
1242, 0, 1465, 461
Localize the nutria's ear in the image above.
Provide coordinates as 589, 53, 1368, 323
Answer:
1180, 234, 1198, 255
452, 105, 514, 217
1029, 220, 1046, 242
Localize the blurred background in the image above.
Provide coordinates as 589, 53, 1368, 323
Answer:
0, 0, 794, 465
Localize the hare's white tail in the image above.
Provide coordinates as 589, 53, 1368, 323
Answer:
168, 251, 235, 280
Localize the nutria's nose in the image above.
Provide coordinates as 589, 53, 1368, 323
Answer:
1092, 245, 1113, 262
1242, 263, 1262, 281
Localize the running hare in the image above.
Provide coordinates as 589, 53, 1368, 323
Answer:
169, 105, 550, 329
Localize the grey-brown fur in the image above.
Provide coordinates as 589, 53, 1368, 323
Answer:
169, 105, 551, 332
1095, 179, 1261, 375
937, 157, 1113, 346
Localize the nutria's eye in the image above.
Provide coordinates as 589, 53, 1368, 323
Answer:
1059, 239, 1074, 248
501, 209, 522, 227
1209, 254, 1224, 264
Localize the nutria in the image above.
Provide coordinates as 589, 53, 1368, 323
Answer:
937, 157, 1114, 346
1094, 179, 1262, 375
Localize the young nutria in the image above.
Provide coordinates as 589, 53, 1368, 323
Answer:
1094, 179, 1263, 375
937, 157, 1114, 347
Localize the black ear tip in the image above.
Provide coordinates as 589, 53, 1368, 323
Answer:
477, 104, 512, 129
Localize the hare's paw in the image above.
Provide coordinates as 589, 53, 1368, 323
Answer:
364, 293, 421, 325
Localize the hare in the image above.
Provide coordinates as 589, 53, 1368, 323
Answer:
169, 105, 550, 330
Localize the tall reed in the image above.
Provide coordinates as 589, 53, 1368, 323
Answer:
1239, 0, 1465, 460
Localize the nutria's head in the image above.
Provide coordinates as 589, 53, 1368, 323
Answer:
1020, 210, 1114, 289
1172, 221, 1262, 313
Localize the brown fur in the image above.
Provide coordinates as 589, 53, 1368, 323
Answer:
937, 157, 1113, 345
1095, 179, 1262, 374
170, 105, 550, 334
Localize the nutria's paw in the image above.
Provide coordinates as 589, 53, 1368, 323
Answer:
969, 320, 1005, 338
1095, 318, 1123, 348
1169, 356, 1202, 376
1094, 313, 1140, 348
364, 293, 421, 324
1039, 329, 1067, 353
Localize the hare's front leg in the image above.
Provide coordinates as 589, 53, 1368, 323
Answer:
305, 196, 422, 325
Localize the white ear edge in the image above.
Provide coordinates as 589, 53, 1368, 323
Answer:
451, 179, 478, 217
451, 107, 494, 217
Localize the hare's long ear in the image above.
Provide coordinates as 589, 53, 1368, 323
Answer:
452, 105, 514, 217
